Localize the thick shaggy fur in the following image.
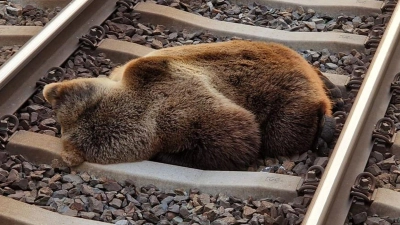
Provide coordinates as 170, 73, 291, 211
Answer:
43, 40, 333, 170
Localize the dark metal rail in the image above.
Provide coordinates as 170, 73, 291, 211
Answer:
304, 3, 400, 224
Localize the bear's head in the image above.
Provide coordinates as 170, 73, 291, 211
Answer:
43, 77, 122, 166
43, 77, 117, 132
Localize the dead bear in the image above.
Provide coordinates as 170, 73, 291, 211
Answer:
43, 40, 337, 170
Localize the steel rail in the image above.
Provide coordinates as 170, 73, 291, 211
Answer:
303, 3, 400, 225
0, 0, 118, 116
0, 0, 92, 90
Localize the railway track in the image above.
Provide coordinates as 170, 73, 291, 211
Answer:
0, 0, 399, 224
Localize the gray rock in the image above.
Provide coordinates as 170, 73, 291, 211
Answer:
180, 205, 190, 218
34, 196, 50, 206
6, 169, 19, 183
352, 212, 367, 224
243, 205, 256, 218
88, 197, 104, 213
11, 178, 29, 190
161, 195, 174, 205
329, 55, 339, 63
80, 172, 91, 182
8, 191, 25, 200
70, 199, 85, 211
81, 184, 94, 196
174, 195, 189, 202
371, 151, 384, 162
281, 204, 296, 214
325, 63, 338, 70
152, 204, 167, 216
365, 217, 383, 225
52, 190, 68, 199
22, 162, 34, 174
168, 204, 180, 214
198, 193, 211, 205
312, 18, 325, 24
287, 212, 299, 224
80, 212, 97, 219
40, 118, 56, 126
143, 211, 160, 223
100, 209, 113, 222
303, 21, 316, 30
292, 162, 308, 175
204, 203, 215, 213
62, 174, 83, 184
67, 187, 81, 198
378, 156, 396, 170
149, 195, 159, 206
365, 164, 382, 176
151, 39, 164, 49
111, 209, 125, 217
62, 183, 74, 190
172, 216, 183, 224
314, 157, 329, 167
352, 16, 362, 27
342, 24, 353, 33
39, 187, 53, 196
58, 205, 78, 217
109, 198, 122, 208
103, 181, 122, 192
115, 220, 129, 225
6, 6, 22, 16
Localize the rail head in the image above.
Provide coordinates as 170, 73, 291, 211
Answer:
303, 3, 400, 225
0, 0, 94, 90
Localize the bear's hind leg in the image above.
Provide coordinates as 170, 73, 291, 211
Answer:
313, 113, 336, 156
261, 99, 326, 157
153, 101, 261, 171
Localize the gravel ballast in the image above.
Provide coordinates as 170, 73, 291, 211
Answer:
105, 8, 376, 76
0, 152, 311, 225
0, 45, 21, 67
156, 0, 390, 35
0, 2, 61, 26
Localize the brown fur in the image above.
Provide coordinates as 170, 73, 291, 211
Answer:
43, 40, 333, 170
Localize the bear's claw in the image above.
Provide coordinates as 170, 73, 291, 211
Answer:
315, 115, 336, 156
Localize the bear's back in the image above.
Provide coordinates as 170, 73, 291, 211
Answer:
144, 40, 331, 120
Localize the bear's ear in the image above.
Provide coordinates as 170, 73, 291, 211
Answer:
43, 82, 62, 104
122, 56, 171, 85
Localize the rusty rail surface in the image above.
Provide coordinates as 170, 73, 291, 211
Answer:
304, 3, 400, 225
0, 0, 117, 116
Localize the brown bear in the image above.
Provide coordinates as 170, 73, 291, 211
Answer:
43, 40, 336, 170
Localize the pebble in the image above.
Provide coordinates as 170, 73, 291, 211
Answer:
0, 45, 21, 68
378, 156, 396, 170
352, 212, 368, 224
103, 181, 122, 192
365, 164, 382, 176
115, 220, 129, 225
314, 157, 329, 167
62, 174, 83, 184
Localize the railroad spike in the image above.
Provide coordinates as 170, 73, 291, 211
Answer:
350, 172, 377, 203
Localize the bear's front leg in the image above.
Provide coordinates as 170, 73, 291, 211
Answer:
61, 140, 85, 167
